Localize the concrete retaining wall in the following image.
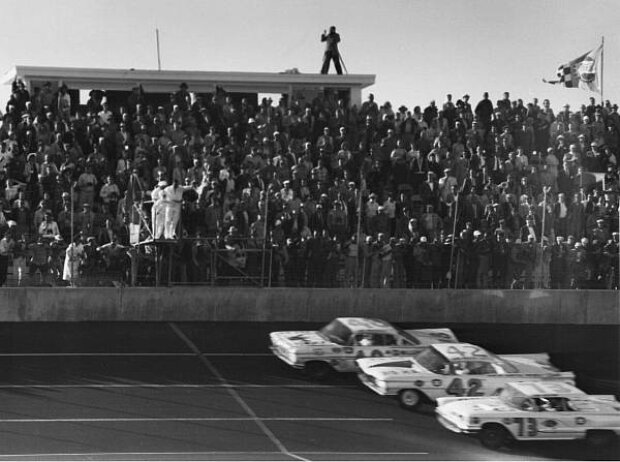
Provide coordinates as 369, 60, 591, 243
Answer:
0, 287, 618, 324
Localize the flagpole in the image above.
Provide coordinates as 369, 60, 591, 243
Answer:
600, 36, 605, 104
156, 28, 162, 71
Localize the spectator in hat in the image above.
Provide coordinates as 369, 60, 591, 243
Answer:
583, 142, 604, 173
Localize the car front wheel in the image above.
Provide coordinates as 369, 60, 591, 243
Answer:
398, 389, 423, 410
586, 430, 617, 448
479, 424, 509, 450
304, 361, 331, 380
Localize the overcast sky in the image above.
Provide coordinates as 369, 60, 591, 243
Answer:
1, 0, 619, 111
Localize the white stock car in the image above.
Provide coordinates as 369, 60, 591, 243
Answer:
269, 317, 458, 379
357, 342, 574, 410
436, 381, 620, 449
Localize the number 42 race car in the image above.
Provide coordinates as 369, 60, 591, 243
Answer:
269, 317, 458, 379
357, 342, 574, 410
436, 381, 620, 449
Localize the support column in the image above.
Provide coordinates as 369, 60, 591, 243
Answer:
349, 86, 362, 107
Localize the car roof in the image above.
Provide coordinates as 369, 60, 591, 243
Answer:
336, 318, 396, 333
431, 343, 493, 361
507, 381, 586, 398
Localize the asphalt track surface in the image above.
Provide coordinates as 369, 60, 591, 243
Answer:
0, 322, 617, 461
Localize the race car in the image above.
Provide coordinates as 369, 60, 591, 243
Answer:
269, 317, 458, 379
436, 381, 620, 449
357, 342, 574, 410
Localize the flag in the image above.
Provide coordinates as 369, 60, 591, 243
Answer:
543, 44, 603, 93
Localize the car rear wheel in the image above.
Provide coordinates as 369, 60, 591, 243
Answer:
479, 424, 509, 450
398, 389, 423, 410
304, 361, 331, 380
586, 430, 617, 448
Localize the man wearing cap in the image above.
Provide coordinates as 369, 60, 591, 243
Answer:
590, 218, 610, 243
583, 142, 604, 173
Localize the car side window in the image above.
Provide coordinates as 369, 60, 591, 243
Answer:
548, 397, 575, 411
353, 334, 368, 346
353, 333, 377, 346
468, 361, 494, 375
451, 361, 471, 375
383, 335, 396, 346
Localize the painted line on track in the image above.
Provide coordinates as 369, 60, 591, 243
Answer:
168, 322, 309, 462
0, 451, 284, 459
0, 384, 356, 389
0, 451, 429, 459
0, 417, 393, 423
300, 452, 429, 455
0, 352, 271, 357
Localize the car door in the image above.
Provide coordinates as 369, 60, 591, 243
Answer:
531, 398, 585, 440
339, 332, 387, 370
442, 360, 495, 398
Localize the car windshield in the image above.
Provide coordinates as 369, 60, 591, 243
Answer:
498, 388, 526, 409
486, 354, 519, 374
414, 347, 449, 373
394, 328, 421, 345
319, 319, 353, 345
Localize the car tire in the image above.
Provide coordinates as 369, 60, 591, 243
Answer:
398, 389, 424, 411
304, 361, 331, 380
586, 430, 617, 448
479, 424, 509, 450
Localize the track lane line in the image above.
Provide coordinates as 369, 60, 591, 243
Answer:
0, 417, 393, 423
0, 353, 271, 357
168, 322, 308, 462
0, 384, 357, 388
0, 450, 430, 458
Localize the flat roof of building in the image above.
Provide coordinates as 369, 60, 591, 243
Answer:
3, 66, 375, 95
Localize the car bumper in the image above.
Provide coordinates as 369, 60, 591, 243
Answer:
358, 373, 391, 396
436, 413, 477, 435
269, 346, 303, 369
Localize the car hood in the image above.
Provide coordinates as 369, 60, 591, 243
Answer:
270, 331, 335, 350
357, 357, 429, 378
500, 353, 574, 378
438, 396, 515, 416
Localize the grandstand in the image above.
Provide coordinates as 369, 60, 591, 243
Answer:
0, 66, 617, 290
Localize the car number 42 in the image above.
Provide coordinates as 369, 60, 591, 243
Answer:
445, 378, 484, 396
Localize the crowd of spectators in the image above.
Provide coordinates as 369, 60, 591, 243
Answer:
0, 78, 618, 289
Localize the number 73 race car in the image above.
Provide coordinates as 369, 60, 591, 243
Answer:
269, 317, 458, 379
436, 381, 620, 449
356, 343, 574, 410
